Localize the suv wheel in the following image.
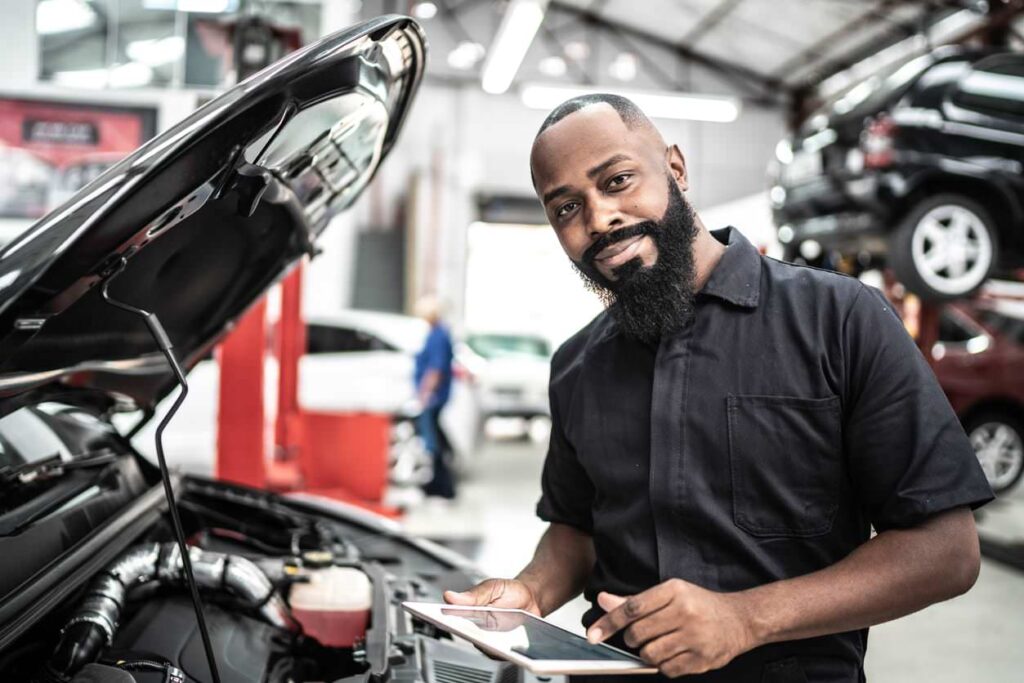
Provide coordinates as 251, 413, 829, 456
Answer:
965, 410, 1024, 494
891, 194, 998, 301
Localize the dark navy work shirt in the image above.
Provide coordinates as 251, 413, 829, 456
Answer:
414, 323, 454, 408
538, 227, 993, 683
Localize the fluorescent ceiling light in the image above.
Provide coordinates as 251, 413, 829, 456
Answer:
538, 56, 566, 77
412, 2, 438, 20
448, 41, 486, 70
481, 0, 547, 95
37, 0, 97, 35
143, 0, 238, 11
520, 84, 741, 123
127, 36, 185, 67
563, 40, 589, 61
609, 52, 637, 82
53, 62, 154, 89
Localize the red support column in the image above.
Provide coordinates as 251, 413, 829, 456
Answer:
215, 299, 267, 488
276, 265, 305, 464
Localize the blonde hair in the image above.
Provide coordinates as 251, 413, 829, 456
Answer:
414, 295, 444, 323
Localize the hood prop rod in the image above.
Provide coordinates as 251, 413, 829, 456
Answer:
101, 257, 222, 683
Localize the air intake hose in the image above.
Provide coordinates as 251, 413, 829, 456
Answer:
43, 542, 300, 680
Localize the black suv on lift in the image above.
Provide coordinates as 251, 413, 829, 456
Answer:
771, 45, 1024, 301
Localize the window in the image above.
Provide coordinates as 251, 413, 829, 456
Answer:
952, 54, 1024, 120
937, 309, 983, 344
466, 334, 551, 359
976, 308, 1024, 345
305, 324, 394, 354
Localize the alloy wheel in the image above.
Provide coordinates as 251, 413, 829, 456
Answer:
970, 421, 1024, 493
911, 204, 993, 296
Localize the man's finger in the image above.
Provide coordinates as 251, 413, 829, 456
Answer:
586, 585, 675, 643
622, 604, 675, 648
660, 651, 703, 679
597, 591, 627, 612
638, 632, 688, 666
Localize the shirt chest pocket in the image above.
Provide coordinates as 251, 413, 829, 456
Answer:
727, 394, 842, 537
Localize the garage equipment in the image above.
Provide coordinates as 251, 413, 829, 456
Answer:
216, 265, 397, 516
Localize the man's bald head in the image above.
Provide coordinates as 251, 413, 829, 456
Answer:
535, 93, 653, 139
530, 95, 668, 189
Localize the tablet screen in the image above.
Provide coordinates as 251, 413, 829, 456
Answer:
438, 607, 641, 662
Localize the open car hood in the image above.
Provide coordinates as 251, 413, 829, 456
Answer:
0, 15, 424, 416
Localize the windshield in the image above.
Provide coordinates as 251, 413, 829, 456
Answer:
802, 51, 942, 134
0, 408, 71, 474
0, 403, 124, 518
976, 307, 1024, 345
467, 334, 551, 360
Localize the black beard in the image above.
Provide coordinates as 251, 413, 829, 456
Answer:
572, 179, 698, 344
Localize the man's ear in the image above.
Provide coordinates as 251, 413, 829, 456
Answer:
666, 144, 688, 192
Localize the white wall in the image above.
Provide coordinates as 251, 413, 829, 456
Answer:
0, 0, 788, 332
383, 80, 785, 329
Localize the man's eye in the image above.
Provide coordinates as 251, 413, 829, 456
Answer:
556, 201, 578, 218
608, 174, 631, 189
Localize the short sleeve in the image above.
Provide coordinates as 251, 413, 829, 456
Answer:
535, 382, 595, 534
842, 285, 994, 531
422, 329, 452, 372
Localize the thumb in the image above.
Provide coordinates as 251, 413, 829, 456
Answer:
443, 589, 477, 605
597, 591, 627, 612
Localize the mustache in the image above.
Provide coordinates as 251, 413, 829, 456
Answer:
581, 221, 660, 266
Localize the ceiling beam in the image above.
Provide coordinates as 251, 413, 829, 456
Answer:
679, 0, 744, 46
768, 0, 910, 81
538, 20, 597, 84
782, 0, 1024, 92
548, 0, 787, 104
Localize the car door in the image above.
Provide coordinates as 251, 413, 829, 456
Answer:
944, 53, 1024, 170
931, 305, 996, 415
299, 323, 414, 413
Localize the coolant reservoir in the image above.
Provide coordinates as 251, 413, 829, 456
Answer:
289, 566, 372, 648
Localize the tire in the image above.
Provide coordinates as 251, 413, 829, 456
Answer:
782, 242, 801, 263
964, 410, 1024, 495
890, 194, 999, 302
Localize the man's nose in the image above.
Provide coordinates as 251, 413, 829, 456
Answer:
586, 195, 625, 241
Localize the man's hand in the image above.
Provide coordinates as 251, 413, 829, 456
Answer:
586, 579, 757, 678
443, 579, 542, 616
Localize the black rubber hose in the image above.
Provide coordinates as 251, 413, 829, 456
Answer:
47, 623, 107, 679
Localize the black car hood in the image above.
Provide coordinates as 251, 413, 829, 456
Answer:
0, 16, 424, 417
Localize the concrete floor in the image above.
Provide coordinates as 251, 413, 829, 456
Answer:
401, 429, 1024, 682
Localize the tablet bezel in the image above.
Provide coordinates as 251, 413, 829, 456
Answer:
401, 601, 659, 675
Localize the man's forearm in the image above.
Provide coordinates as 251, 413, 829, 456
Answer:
516, 523, 595, 616
738, 506, 980, 647
419, 369, 441, 403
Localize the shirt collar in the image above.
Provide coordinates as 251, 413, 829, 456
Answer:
699, 226, 762, 309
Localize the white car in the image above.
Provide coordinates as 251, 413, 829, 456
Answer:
466, 332, 552, 420
134, 309, 483, 477
301, 309, 483, 465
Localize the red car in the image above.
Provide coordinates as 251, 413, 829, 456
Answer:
932, 299, 1024, 493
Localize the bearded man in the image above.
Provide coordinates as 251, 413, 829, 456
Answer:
444, 94, 993, 682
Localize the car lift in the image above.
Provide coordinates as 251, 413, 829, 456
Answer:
886, 268, 1024, 574
215, 263, 398, 517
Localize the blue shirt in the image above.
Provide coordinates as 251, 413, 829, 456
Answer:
414, 323, 453, 408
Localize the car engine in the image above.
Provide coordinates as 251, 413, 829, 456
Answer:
0, 466, 501, 683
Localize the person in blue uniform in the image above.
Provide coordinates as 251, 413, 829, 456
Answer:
414, 296, 456, 500
443, 95, 993, 682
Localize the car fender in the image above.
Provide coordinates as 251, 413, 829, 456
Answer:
896, 166, 1024, 229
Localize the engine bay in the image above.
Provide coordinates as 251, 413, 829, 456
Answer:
0, 442, 495, 683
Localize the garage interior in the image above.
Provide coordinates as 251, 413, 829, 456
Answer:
2, 1, 1024, 682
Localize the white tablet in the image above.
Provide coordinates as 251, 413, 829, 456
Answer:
402, 602, 658, 675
